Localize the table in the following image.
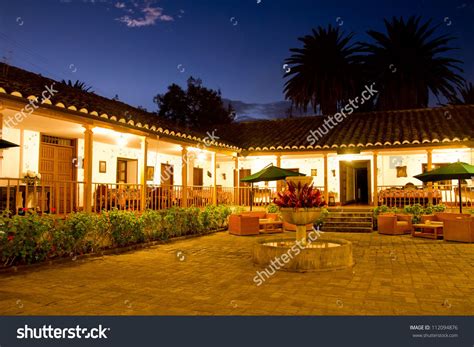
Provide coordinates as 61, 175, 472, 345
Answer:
412, 223, 444, 239
259, 219, 283, 234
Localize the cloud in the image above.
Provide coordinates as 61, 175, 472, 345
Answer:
116, 5, 174, 27
114, 2, 125, 8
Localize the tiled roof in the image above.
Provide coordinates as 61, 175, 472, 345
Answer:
1, 63, 472, 153
217, 105, 474, 152
0, 63, 240, 151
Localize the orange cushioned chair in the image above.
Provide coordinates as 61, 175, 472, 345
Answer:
228, 214, 260, 236
378, 213, 412, 235
443, 217, 474, 243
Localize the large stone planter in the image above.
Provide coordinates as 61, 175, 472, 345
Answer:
280, 207, 322, 244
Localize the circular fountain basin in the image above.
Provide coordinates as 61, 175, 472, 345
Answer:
252, 237, 354, 272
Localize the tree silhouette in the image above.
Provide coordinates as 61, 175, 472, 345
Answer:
283, 25, 360, 115
359, 16, 463, 110
154, 77, 235, 129
61, 79, 93, 93
447, 81, 474, 105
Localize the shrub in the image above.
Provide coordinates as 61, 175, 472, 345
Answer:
107, 209, 144, 247
140, 210, 164, 241
51, 212, 101, 257
0, 205, 234, 267
267, 203, 279, 213
230, 205, 245, 214
0, 212, 54, 266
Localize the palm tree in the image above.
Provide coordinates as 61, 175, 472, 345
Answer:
283, 25, 360, 115
448, 81, 474, 104
61, 79, 93, 93
359, 16, 463, 110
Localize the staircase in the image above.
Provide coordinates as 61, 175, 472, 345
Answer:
321, 207, 374, 233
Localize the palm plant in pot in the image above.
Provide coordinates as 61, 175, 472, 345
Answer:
273, 177, 325, 245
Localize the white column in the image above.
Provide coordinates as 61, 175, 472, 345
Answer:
181, 146, 188, 207
83, 125, 93, 212
212, 152, 217, 205
140, 136, 148, 211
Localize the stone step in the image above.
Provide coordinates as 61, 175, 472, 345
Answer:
323, 221, 373, 228
325, 216, 373, 223
323, 223, 372, 229
327, 208, 374, 213
327, 212, 373, 218
321, 225, 373, 233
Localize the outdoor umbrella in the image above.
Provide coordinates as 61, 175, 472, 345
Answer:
414, 161, 474, 213
0, 139, 19, 149
240, 164, 305, 210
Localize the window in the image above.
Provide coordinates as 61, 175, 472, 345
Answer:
117, 160, 127, 183
117, 158, 138, 184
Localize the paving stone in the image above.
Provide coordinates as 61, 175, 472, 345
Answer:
0, 231, 472, 315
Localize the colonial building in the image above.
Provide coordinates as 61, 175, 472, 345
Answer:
0, 63, 473, 214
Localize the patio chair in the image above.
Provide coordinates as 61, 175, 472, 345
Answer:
443, 217, 474, 243
228, 214, 260, 236
378, 213, 412, 235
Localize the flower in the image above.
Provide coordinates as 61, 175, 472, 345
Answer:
7, 235, 14, 241
273, 181, 325, 208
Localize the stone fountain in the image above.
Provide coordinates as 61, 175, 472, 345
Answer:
252, 176, 354, 272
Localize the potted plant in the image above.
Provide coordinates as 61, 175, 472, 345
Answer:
273, 177, 325, 245
22, 170, 41, 185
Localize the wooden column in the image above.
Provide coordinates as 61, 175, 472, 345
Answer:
323, 153, 329, 204
140, 136, 148, 211
18, 129, 24, 177
212, 152, 217, 205
83, 125, 93, 213
234, 156, 239, 205
427, 148, 433, 203
276, 153, 282, 192
373, 151, 378, 206
181, 146, 188, 207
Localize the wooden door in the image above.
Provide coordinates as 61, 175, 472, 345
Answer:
161, 164, 174, 186
39, 136, 75, 213
193, 167, 203, 186
339, 161, 347, 205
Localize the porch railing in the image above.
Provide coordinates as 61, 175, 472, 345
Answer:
0, 177, 328, 215
377, 184, 474, 208
0, 178, 86, 215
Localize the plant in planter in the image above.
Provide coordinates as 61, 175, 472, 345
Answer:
22, 170, 41, 185
273, 178, 325, 244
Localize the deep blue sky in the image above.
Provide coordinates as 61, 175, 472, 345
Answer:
0, 0, 473, 111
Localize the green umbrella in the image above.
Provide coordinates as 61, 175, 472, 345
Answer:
240, 164, 305, 183
240, 164, 305, 210
414, 161, 474, 213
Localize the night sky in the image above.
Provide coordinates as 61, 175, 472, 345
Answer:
0, 0, 473, 113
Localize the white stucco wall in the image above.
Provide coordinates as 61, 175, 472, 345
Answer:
2, 127, 472, 198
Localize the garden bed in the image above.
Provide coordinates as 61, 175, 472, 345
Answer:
0, 226, 227, 274
0, 205, 237, 271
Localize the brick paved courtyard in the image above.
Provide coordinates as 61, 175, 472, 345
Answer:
0, 231, 473, 315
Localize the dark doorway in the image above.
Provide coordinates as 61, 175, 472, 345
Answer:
355, 167, 369, 204
339, 160, 371, 205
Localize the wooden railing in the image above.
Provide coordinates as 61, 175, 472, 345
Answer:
0, 178, 86, 215
377, 184, 474, 208
0, 178, 328, 215
93, 183, 145, 212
